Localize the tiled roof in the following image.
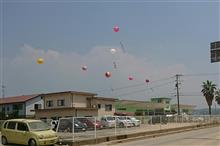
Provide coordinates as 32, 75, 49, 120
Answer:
0, 94, 40, 105
93, 97, 116, 101
42, 91, 97, 96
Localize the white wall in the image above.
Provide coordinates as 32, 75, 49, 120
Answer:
73, 95, 88, 108
26, 96, 43, 116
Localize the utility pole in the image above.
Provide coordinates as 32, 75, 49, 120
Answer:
1, 85, 5, 119
2, 85, 5, 98
175, 74, 181, 115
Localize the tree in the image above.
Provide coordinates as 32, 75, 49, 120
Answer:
215, 89, 220, 105
201, 80, 216, 115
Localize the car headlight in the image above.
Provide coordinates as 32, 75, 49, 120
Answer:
38, 135, 44, 139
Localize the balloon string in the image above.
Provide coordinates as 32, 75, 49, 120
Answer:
120, 41, 126, 53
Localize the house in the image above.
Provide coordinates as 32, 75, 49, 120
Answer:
0, 94, 43, 119
35, 91, 116, 120
92, 97, 116, 116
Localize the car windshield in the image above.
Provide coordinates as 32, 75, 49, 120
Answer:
28, 121, 50, 131
130, 117, 137, 120
106, 117, 115, 121
118, 117, 126, 120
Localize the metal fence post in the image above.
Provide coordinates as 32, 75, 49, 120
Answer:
126, 116, 127, 131
94, 117, 97, 139
160, 115, 162, 130
72, 117, 74, 142
181, 115, 183, 124
115, 116, 117, 136
151, 116, 152, 125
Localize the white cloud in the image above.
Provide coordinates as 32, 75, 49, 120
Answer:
2, 44, 214, 108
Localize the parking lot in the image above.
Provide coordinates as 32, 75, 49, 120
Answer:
58, 122, 199, 141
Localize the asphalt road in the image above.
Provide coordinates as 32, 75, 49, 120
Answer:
113, 126, 220, 146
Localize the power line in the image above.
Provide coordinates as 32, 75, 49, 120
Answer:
183, 73, 220, 77
95, 76, 174, 93
115, 81, 174, 97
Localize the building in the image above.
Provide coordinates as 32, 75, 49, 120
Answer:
115, 97, 196, 116
150, 97, 172, 114
92, 97, 116, 116
0, 94, 43, 119
115, 99, 169, 116
35, 91, 116, 119
171, 104, 196, 114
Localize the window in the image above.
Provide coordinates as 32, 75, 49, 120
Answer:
34, 104, 42, 110
46, 100, 53, 107
13, 104, 23, 110
7, 122, 16, 129
117, 108, 126, 110
17, 122, 28, 131
3, 122, 8, 129
57, 99, 65, 106
98, 104, 101, 109
157, 99, 162, 103
105, 104, 112, 111
166, 101, 170, 104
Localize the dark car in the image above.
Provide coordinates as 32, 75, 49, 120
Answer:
77, 118, 102, 130
57, 118, 87, 133
148, 116, 168, 124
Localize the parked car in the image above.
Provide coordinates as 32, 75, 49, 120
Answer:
77, 118, 102, 130
115, 116, 134, 128
101, 116, 116, 128
127, 116, 141, 127
88, 118, 103, 129
57, 118, 87, 133
50, 120, 58, 131
1, 119, 58, 146
148, 116, 168, 124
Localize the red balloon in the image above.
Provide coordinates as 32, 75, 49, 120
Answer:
145, 79, 150, 83
82, 65, 87, 71
105, 72, 111, 78
113, 25, 119, 32
128, 76, 133, 80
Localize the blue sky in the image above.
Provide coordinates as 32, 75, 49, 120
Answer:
0, 0, 220, 108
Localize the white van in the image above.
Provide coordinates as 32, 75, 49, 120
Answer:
100, 116, 116, 128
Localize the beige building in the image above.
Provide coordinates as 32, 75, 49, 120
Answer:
35, 91, 116, 119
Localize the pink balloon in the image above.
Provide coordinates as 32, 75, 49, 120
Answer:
105, 72, 111, 78
128, 76, 133, 80
113, 25, 119, 32
82, 65, 87, 71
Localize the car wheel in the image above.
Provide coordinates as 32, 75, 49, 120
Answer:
29, 139, 37, 146
119, 123, 124, 128
1, 136, 8, 145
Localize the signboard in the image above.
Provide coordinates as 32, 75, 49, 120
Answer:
210, 41, 220, 63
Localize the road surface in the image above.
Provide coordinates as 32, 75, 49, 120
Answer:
113, 126, 220, 146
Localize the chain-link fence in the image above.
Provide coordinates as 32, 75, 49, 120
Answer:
55, 115, 220, 143
0, 115, 218, 143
